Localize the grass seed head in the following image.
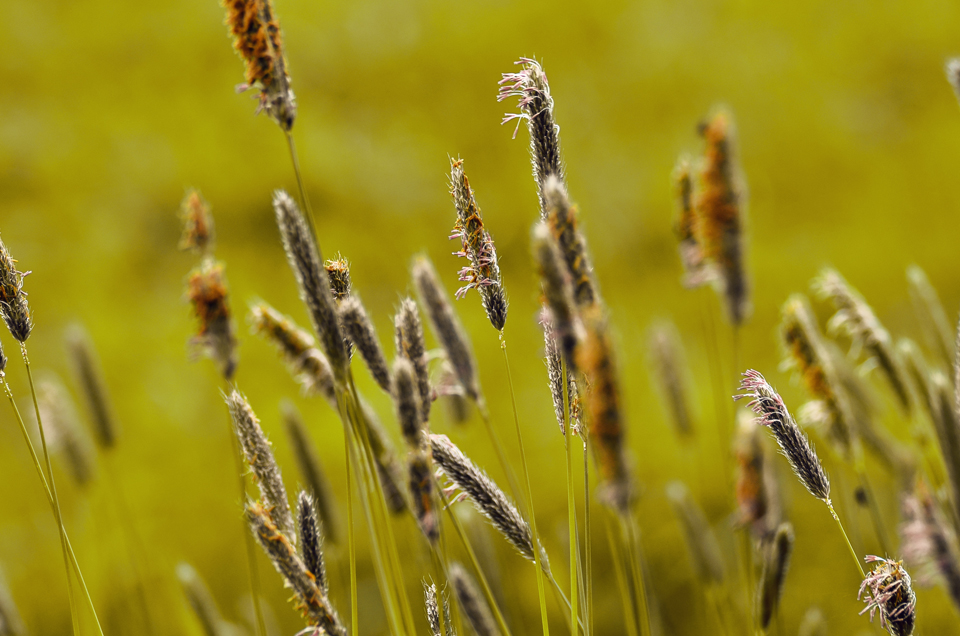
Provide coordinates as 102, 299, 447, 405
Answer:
859, 557, 917, 636
498, 57, 564, 215
228, 390, 296, 546
409, 451, 439, 544
413, 256, 481, 404
37, 376, 96, 487
296, 491, 327, 593
324, 255, 351, 303
186, 259, 238, 381
900, 483, 960, 609
672, 154, 710, 288
339, 296, 391, 393
178, 189, 216, 255
533, 222, 581, 369
449, 562, 498, 636
542, 310, 581, 438
395, 297, 432, 423
648, 322, 695, 440
0, 234, 33, 343
393, 357, 423, 447
906, 265, 953, 368
757, 522, 795, 629
221, 0, 296, 130
424, 581, 454, 636
544, 177, 599, 309
449, 158, 508, 332
245, 502, 345, 635
694, 108, 750, 325
273, 190, 348, 383
736, 370, 831, 502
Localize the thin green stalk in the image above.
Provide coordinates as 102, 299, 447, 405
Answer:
342, 406, 358, 636
285, 131, 320, 251
476, 405, 524, 508
499, 333, 549, 635
20, 346, 80, 636
852, 453, 890, 556
825, 501, 865, 578
561, 358, 580, 635
225, 408, 268, 636
622, 516, 650, 636
583, 442, 593, 636
345, 377, 416, 636
3, 377, 104, 636
437, 486, 513, 636
603, 514, 637, 636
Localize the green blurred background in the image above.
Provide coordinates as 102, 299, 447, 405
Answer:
2, 0, 960, 633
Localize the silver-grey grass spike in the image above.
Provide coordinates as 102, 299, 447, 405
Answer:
250, 301, 336, 403
395, 297, 432, 423
0, 566, 24, 636
532, 222, 581, 368
449, 562, 499, 636
228, 390, 296, 546
814, 268, 910, 410
736, 370, 831, 502
901, 484, 960, 611
246, 502, 345, 636
282, 401, 339, 544
947, 58, 960, 106
296, 491, 327, 593
430, 433, 548, 570
424, 581, 455, 636
392, 357, 422, 447
907, 265, 953, 368
498, 58, 564, 215
273, 190, 348, 383
177, 562, 230, 636
413, 256, 481, 404
449, 158, 508, 332
543, 177, 598, 309
66, 324, 120, 449
666, 481, 725, 585
649, 322, 695, 439
37, 376, 96, 487
339, 296, 391, 393
931, 368, 960, 532
0, 234, 33, 343
542, 310, 580, 437
757, 522, 795, 630
798, 607, 827, 636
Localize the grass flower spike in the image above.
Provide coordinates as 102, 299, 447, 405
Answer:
672, 155, 709, 288
339, 296, 391, 393
736, 370, 830, 502
859, 557, 917, 636
395, 298, 432, 423
222, 0, 296, 130
66, 325, 121, 449
449, 158, 508, 331
0, 234, 32, 343
178, 189, 215, 255
186, 259, 239, 381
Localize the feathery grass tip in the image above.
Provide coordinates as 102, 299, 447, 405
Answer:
424, 581, 454, 636
736, 370, 831, 502
449, 158, 508, 331
0, 234, 33, 343
186, 258, 238, 381
859, 556, 916, 636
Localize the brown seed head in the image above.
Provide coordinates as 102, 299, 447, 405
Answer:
186, 259, 238, 381
178, 189, 216, 254
532, 222, 581, 369
544, 177, 599, 309
814, 268, 910, 410
221, 0, 296, 130
542, 310, 581, 438
694, 109, 749, 325
498, 57, 564, 215
672, 154, 709, 288
577, 308, 633, 514
409, 451, 439, 544
245, 502, 345, 635
0, 234, 33, 343
734, 411, 780, 541
449, 158, 508, 331
249, 302, 336, 402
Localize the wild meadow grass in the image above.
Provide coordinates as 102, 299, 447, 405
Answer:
4, 2, 960, 636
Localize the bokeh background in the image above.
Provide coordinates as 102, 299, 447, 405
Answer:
2, 0, 960, 634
